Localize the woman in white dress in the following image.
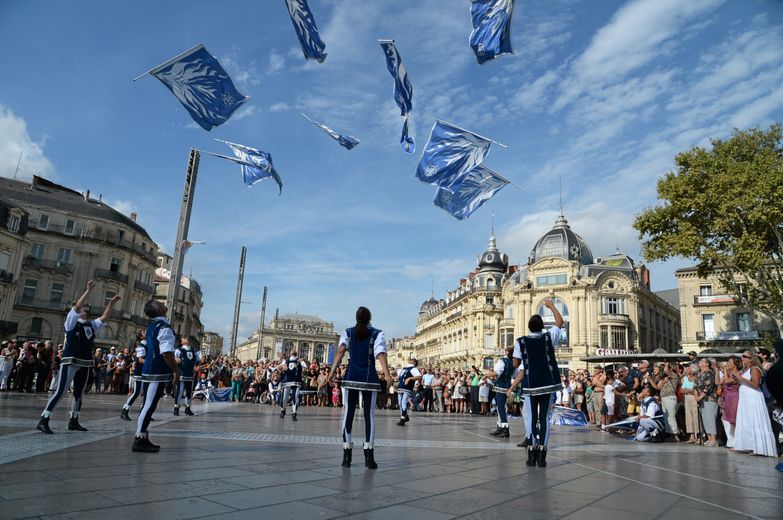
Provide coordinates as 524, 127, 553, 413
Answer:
732, 351, 777, 457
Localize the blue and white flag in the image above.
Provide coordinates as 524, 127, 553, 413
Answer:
285, 0, 327, 63
549, 406, 589, 427
433, 163, 508, 220
416, 120, 492, 186
218, 140, 283, 194
379, 39, 415, 153
301, 113, 359, 150
148, 44, 248, 131
470, 0, 515, 65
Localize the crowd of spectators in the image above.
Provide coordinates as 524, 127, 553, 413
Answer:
2, 337, 780, 458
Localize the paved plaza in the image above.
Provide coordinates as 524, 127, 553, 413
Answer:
0, 392, 780, 520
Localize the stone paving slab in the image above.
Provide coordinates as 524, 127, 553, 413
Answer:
0, 392, 780, 519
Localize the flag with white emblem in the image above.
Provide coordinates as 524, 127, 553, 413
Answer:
379, 39, 415, 153
147, 44, 248, 131
469, 0, 515, 64
214, 139, 283, 194
416, 120, 492, 186
285, 0, 327, 63
300, 113, 359, 150
433, 164, 509, 220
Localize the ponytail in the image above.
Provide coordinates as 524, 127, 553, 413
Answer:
355, 306, 371, 341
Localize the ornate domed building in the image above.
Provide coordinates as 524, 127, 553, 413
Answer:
414, 230, 511, 370
501, 213, 680, 370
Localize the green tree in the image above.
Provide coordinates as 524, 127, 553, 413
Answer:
634, 124, 783, 331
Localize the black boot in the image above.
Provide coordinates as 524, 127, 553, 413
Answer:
173, 406, 179, 416
517, 437, 529, 448
341, 448, 352, 467
403, 413, 410, 423
37, 416, 53, 434
490, 426, 503, 436
364, 448, 378, 469
397, 418, 406, 426
279, 409, 286, 419
292, 412, 297, 421
132, 436, 160, 453
537, 447, 547, 468
68, 417, 88, 431
500, 426, 510, 438
184, 406, 194, 416
526, 446, 538, 467
120, 409, 131, 421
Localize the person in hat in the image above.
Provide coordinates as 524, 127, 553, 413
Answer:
37, 281, 120, 434
396, 354, 422, 426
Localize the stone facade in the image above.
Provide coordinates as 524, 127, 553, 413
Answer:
154, 253, 204, 347
0, 176, 158, 348
0, 192, 29, 338
387, 335, 416, 370
676, 266, 780, 353
414, 215, 681, 372
234, 312, 339, 363
201, 331, 224, 359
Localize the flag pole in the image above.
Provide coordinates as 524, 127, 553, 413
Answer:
481, 166, 524, 192
299, 112, 319, 126
132, 43, 205, 82
435, 119, 509, 148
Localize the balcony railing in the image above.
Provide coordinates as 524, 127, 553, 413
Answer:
15, 297, 69, 311
24, 256, 73, 274
0, 269, 13, 284
95, 268, 129, 284
29, 222, 157, 264
693, 294, 737, 305
696, 329, 780, 341
134, 280, 155, 294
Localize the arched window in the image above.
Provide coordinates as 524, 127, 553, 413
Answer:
315, 344, 325, 363
482, 357, 494, 369
284, 340, 295, 356
299, 343, 310, 361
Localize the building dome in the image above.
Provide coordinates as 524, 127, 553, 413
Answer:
419, 296, 440, 313
478, 230, 507, 272
530, 214, 593, 265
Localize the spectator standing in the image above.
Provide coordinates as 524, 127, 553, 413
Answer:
657, 362, 681, 440
695, 359, 719, 446
432, 370, 443, 412
591, 366, 606, 426
720, 357, 741, 449
421, 368, 434, 412
0, 341, 15, 390
469, 366, 481, 415
17, 342, 37, 392
35, 341, 53, 393
681, 366, 699, 443
478, 376, 491, 415
733, 351, 777, 456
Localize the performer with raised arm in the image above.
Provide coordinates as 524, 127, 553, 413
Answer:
507, 298, 563, 468
329, 306, 393, 470
486, 346, 516, 438
37, 281, 120, 434
121, 330, 147, 421
278, 350, 308, 421
133, 299, 178, 453
396, 354, 422, 426
173, 336, 199, 416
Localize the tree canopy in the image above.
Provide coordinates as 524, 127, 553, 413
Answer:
634, 124, 783, 328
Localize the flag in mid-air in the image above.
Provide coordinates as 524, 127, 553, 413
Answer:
148, 44, 247, 131
416, 120, 492, 186
300, 113, 359, 150
285, 0, 327, 63
219, 140, 283, 194
379, 39, 415, 153
469, 0, 515, 65
433, 163, 508, 220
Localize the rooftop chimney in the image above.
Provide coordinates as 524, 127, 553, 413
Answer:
130, 212, 137, 222
84, 190, 90, 201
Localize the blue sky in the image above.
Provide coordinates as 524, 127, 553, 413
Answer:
1, 0, 782, 342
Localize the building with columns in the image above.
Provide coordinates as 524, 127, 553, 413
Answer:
676, 266, 780, 353
502, 214, 680, 370
387, 335, 416, 369
154, 253, 204, 347
234, 312, 339, 363
200, 331, 224, 359
414, 231, 510, 370
414, 214, 681, 372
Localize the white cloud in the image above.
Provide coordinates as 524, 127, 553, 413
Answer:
266, 51, 285, 75
228, 104, 259, 122
0, 104, 55, 180
220, 49, 261, 88
269, 102, 290, 112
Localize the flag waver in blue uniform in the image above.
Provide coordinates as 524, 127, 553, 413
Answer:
121, 330, 147, 421
133, 300, 179, 453
277, 351, 308, 421
508, 299, 564, 468
396, 356, 422, 426
470, 0, 515, 64
379, 39, 415, 153
329, 307, 393, 470
285, 0, 327, 63
38, 281, 120, 434
173, 336, 200, 417
485, 346, 516, 438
